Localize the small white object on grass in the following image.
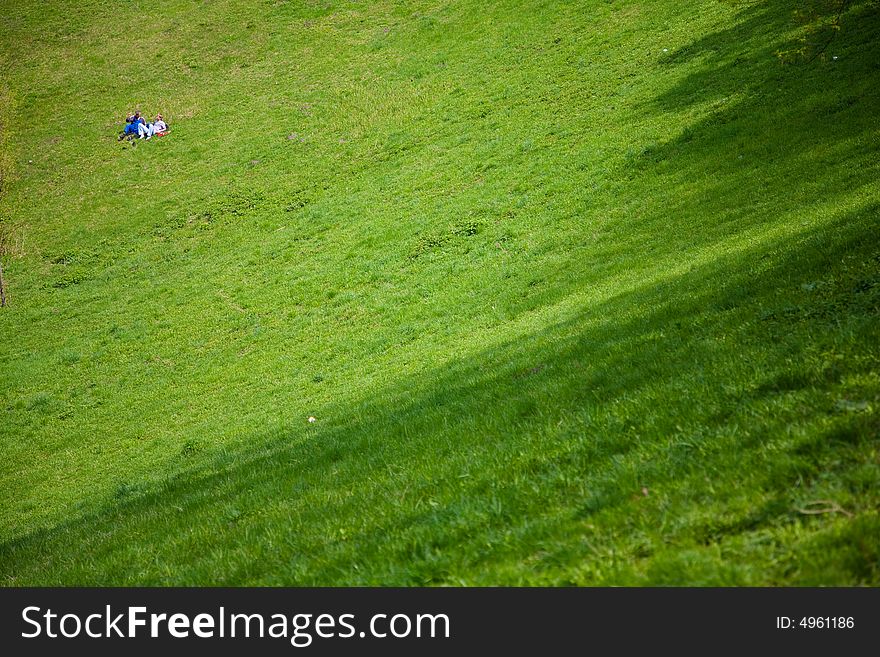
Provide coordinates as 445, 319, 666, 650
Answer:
308, 416, 316, 423
662, 48, 668, 53
832, 56, 838, 60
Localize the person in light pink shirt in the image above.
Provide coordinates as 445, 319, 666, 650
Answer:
138, 114, 168, 139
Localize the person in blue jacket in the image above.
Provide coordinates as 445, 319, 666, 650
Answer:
118, 112, 145, 140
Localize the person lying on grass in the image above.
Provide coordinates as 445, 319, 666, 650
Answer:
118, 112, 145, 140
137, 113, 168, 140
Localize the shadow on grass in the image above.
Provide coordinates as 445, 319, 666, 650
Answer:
518, 0, 880, 325
645, 0, 880, 164
1, 0, 878, 585
0, 197, 877, 585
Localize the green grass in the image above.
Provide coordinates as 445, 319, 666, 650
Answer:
0, 0, 878, 585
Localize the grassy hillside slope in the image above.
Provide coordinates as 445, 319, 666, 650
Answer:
0, 0, 878, 585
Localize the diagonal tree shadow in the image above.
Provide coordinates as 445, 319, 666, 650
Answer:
0, 197, 876, 585
512, 0, 880, 324
427, 0, 880, 346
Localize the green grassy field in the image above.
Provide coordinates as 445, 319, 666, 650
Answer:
0, 0, 878, 585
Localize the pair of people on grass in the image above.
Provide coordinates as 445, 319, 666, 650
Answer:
119, 112, 167, 140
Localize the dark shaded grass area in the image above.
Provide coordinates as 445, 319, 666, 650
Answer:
1, 200, 876, 584
510, 0, 880, 324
